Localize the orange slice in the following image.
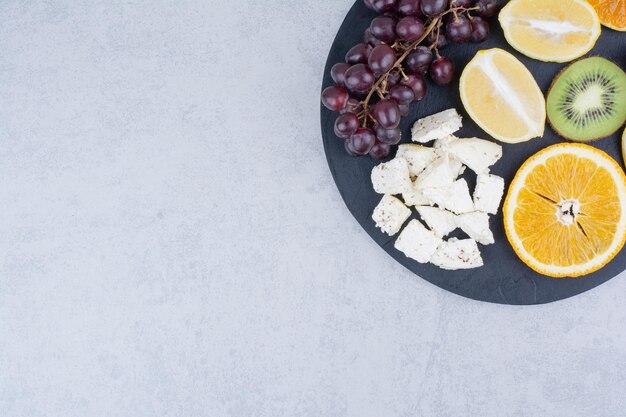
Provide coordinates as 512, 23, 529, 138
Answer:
460, 48, 545, 144
499, 0, 601, 62
504, 143, 626, 277
586, 0, 626, 31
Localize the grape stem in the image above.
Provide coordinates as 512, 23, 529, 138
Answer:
358, 6, 478, 127
360, 17, 440, 126
433, 22, 442, 59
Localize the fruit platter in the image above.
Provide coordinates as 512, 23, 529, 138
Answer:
320, 0, 626, 304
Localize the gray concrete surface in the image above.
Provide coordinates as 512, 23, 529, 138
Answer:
1, 1, 625, 416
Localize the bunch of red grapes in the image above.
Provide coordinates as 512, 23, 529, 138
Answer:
321, 0, 500, 159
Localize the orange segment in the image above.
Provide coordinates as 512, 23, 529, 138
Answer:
503, 143, 626, 278
586, 0, 626, 31
499, 0, 601, 62
460, 48, 545, 143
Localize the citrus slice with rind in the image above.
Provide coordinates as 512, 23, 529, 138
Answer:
459, 48, 545, 144
499, 0, 601, 62
586, 0, 626, 31
504, 143, 626, 278
622, 128, 626, 165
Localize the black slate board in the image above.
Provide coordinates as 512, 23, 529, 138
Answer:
321, 0, 626, 305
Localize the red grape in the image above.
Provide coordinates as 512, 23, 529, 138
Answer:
475, 0, 500, 17
340, 98, 363, 115
396, 16, 425, 41
334, 113, 360, 139
470, 16, 489, 42
344, 64, 376, 93
372, 98, 401, 129
429, 56, 455, 85
398, 103, 410, 116
350, 128, 377, 155
386, 70, 401, 88
375, 125, 402, 144
421, 0, 448, 17
345, 43, 373, 65
369, 141, 392, 160
345, 138, 359, 156
370, 16, 397, 43
405, 46, 432, 74
331, 63, 350, 86
427, 29, 449, 49
364, 0, 375, 10
322, 86, 349, 111
401, 74, 427, 100
364, 28, 384, 46
368, 44, 396, 76
445, 14, 472, 42
369, 0, 398, 12
389, 84, 415, 104
396, 0, 422, 16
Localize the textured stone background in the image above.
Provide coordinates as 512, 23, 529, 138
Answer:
1, 1, 625, 416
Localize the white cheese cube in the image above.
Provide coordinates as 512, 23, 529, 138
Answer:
423, 179, 474, 214
430, 238, 484, 270
394, 220, 443, 263
402, 182, 433, 207
416, 206, 457, 238
414, 154, 456, 190
411, 109, 462, 143
371, 158, 411, 195
447, 138, 502, 174
473, 174, 505, 215
396, 144, 437, 178
372, 195, 411, 236
455, 212, 494, 245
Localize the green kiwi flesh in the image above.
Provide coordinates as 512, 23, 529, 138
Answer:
547, 57, 626, 142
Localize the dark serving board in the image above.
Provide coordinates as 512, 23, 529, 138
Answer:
321, 0, 626, 305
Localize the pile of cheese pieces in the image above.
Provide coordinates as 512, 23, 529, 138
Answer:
371, 109, 505, 270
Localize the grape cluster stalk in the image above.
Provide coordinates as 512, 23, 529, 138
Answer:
322, 0, 501, 159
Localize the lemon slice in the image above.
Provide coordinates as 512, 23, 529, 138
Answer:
499, 0, 601, 63
459, 48, 545, 144
504, 143, 626, 278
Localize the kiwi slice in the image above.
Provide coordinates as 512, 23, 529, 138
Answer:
547, 57, 626, 142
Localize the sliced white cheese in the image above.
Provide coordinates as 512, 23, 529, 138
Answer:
473, 174, 505, 214
372, 195, 411, 236
394, 219, 443, 263
447, 138, 502, 174
411, 109, 463, 143
402, 181, 433, 207
396, 144, 438, 178
371, 158, 411, 195
449, 156, 466, 180
430, 238, 484, 270
416, 206, 457, 238
434, 134, 458, 151
455, 212, 494, 245
423, 179, 474, 214
414, 154, 456, 190
432, 138, 465, 179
